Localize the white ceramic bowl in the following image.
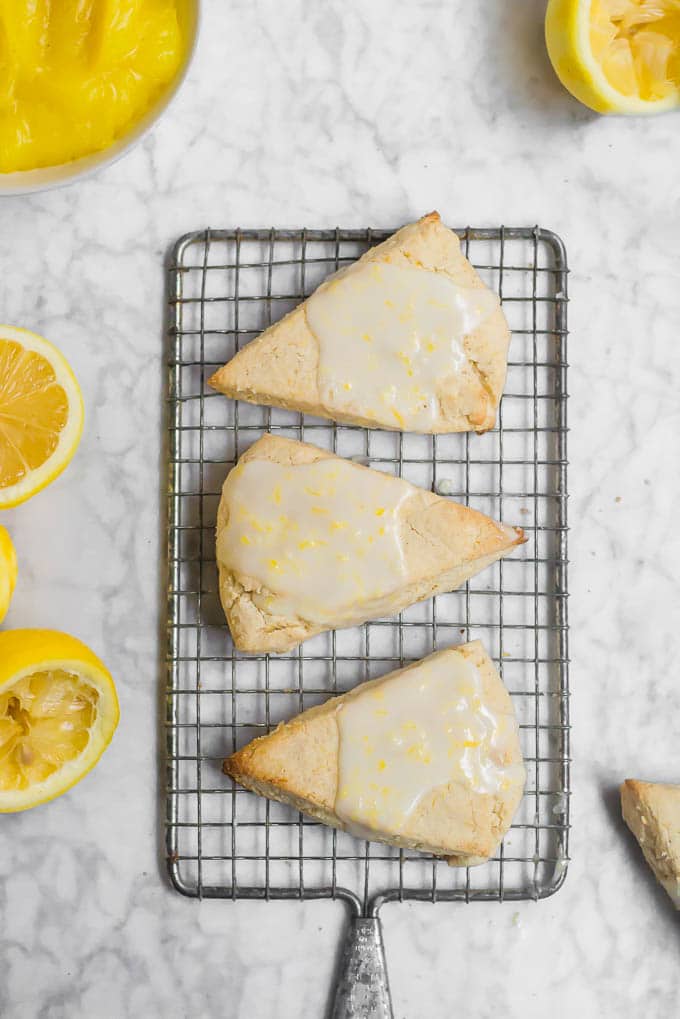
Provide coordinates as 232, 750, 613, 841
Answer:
0, 0, 200, 197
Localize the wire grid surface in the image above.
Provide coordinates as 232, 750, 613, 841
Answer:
166, 225, 570, 911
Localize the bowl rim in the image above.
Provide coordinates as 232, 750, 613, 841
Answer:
0, 0, 201, 197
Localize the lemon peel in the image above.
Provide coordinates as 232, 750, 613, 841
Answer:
0, 526, 17, 623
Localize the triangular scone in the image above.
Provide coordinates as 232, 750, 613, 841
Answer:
216, 435, 525, 653
224, 642, 526, 861
621, 779, 680, 908
209, 212, 511, 434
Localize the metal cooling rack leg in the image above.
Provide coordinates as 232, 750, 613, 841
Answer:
330, 916, 393, 1019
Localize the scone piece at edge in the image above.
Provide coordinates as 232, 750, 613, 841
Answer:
208, 212, 510, 434
224, 641, 526, 862
621, 778, 680, 908
216, 434, 525, 654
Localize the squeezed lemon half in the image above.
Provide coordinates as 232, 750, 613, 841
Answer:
0, 630, 119, 812
0, 326, 84, 509
546, 0, 680, 113
0, 526, 17, 623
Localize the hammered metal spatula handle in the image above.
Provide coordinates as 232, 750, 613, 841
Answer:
330, 916, 393, 1019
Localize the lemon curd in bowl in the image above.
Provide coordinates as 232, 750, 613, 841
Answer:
0, 0, 197, 189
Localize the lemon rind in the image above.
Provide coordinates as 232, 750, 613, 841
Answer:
0, 526, 17, 623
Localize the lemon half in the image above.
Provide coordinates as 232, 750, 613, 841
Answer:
546, 0, 680, 114
0, 526, 17, 624
0, 630, 119, 812
0, 326, 84, 509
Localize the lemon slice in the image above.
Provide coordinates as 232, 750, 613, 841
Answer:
0, 526, 17, 624
546, 0, 680, 114
0, 630, 119, 812
0, 326, 84, 509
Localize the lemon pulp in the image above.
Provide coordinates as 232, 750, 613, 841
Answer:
0, 670, 97, 791
0, 339, 69, 489
0, 327, 84, 508
0, 0, 188, 173
591, 0, 680, 100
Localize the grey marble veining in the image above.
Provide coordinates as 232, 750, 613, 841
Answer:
1, 1, 680, 1016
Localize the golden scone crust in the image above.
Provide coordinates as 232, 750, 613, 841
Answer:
208, 212, 511, 434
216, 434, 524, 654
224, 641, 525, 861
621, 778, 680, 908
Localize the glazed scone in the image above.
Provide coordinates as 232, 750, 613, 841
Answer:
216, 435, 525, 654
209, 212, 511, 434
224, 642, 526, 861
621, 779, 680, 908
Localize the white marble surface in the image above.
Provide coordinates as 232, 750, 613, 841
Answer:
1, 1, 680, 1016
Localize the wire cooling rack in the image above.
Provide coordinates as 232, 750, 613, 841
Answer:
165, 226, 570, 921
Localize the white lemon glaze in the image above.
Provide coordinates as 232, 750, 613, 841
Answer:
335, 651, 524, 837
218, 457, 414, 625
305, 261, 499, 430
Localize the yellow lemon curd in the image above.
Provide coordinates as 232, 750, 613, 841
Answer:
0, 0, 189, 173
